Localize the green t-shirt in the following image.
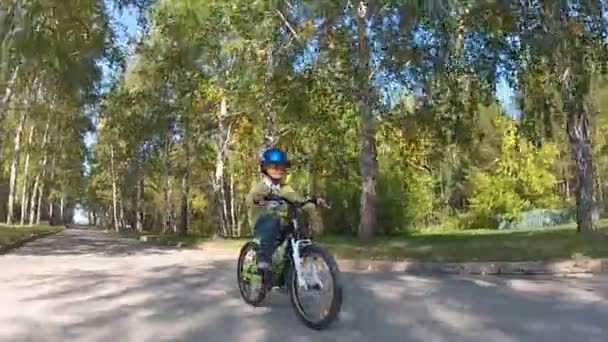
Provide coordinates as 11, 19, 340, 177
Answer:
245, 177, 305, 229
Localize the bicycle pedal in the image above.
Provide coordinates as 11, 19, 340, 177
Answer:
309, 283, 321, 291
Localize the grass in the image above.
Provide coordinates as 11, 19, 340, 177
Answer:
319, 222, 608, 262
121, 220, 608, 262
0, 223, 63, 252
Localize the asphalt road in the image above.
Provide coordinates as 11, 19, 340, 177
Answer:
1, 226, 607, 342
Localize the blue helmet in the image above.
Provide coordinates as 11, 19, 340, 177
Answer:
260, 148, 290, 169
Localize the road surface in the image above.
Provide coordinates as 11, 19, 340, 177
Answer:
1, 226, 607, 342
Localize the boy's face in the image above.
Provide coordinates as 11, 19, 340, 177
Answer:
265, 163, 287, 180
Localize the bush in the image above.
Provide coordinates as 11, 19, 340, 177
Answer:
461, 117, 560, 229
464, 169, 528, 229
377, 158, 434, 235
498, 207, 576, 230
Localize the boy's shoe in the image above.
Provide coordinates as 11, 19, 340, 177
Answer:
258, 262, 273, 291
257, 261, 270, 270
263, 269, 273, 291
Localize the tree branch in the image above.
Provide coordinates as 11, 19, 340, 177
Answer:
275, 9, 301, 43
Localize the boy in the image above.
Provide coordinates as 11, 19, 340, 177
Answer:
245, 147, 326, 273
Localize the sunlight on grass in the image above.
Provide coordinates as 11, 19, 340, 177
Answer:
319, 220, 608, 262
122, 219, 608, 262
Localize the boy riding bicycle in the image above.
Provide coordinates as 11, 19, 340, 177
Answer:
245, 147, 326, 274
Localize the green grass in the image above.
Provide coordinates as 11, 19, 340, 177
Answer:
122, 220, 608, 262
319, 222, 608, 262
0, 223, 63, 251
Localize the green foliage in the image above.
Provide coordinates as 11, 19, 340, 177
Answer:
377, 161, 434, 234
5, 0, 608, 237
464, 117, 560, 228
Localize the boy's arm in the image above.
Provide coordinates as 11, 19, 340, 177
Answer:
280, 185, 307, 203
282, 185, 329, 209
246, 181, 270, 207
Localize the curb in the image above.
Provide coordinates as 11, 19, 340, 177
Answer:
336, 258, 608, 275
138, 235, 188, 248
0, 228, 63, 255
129, 235, 608, 275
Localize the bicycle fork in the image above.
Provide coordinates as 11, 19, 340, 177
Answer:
290, 238, 324, 290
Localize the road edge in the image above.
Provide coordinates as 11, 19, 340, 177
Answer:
336, 257, 608, 275
0, 226, 64, 255
117, 232, 608, 275
198, 245, 608, 275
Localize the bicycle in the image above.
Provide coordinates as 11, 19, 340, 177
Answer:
236, 194, 343, 330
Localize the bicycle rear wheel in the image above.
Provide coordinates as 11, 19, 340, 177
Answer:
237, 241, 267, 306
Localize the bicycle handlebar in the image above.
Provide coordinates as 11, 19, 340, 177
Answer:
262, 194, 314, 207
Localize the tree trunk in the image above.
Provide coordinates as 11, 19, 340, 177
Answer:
567, 104, 598, 233
595, 165, 604, 211
60, 195, 64, 224
6, 95, 29, 225
48, 200, 54, 225
45, 154, 57, 226
19, 124, 35, 225
136, 177, 144, 232
354, 1, 377, 241
221, 176, 230, 236
29, 116, 51, 225
28, 173, 40, 225
179, 115, 191, 235
0, 66, 20, 115
118, 195, 125, 230
170, 200, 177, 233
179, 171, 189, 235
35, 182, 44, 225
214, 97, 231, 237
0, 65, 20, 150
162, 138, 172, 233
110, 143, 119, 232
229, 171, 237, 237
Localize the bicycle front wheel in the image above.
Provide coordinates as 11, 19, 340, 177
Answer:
287, 243, 343, 330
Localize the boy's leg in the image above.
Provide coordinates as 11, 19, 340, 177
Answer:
254, 214, 281, 270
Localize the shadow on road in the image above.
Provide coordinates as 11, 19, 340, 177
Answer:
5, 259, 607, 341
10, 226, 174, 257
2, 226, 607, 341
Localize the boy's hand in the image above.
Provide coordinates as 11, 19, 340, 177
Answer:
253, 194, 268, 205
253, 189, 274, 206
